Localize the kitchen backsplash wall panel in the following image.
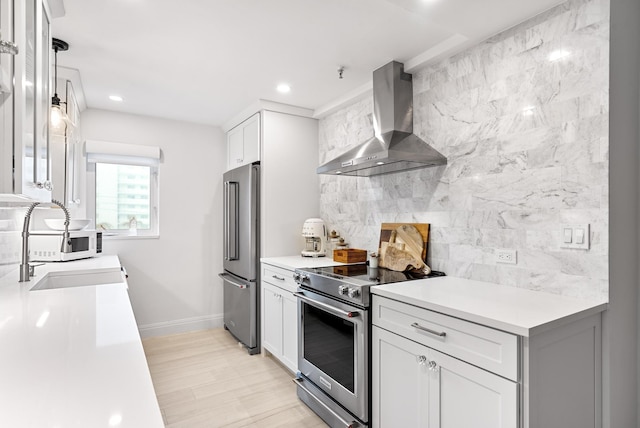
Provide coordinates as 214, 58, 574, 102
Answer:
319, 0, 609, 300
0, 208, 26, 279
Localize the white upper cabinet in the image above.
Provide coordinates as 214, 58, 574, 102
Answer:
226, 112, 260, 170
0, 0, 52, 202
225, 105, 319, 258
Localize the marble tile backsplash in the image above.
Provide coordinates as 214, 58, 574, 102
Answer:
319, 0, 609, 300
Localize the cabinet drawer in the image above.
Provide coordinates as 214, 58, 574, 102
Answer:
372, 296, 518, 381
262, 264, 297, 294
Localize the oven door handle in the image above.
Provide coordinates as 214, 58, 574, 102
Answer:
294, 292, 360, 319
293, 377, 360, 428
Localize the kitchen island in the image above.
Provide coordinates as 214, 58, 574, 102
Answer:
0, 255, 163, 428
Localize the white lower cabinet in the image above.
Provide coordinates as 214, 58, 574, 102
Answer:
261, 263, 298, 372
372, 295, 602, 428
280, 289, 298, 369
262, 282, 283, 353
373, 326, 517, 428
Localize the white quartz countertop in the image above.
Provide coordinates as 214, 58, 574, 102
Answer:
372, 276, 608, 337
0, 255, 163, 428
261, 255, 347, 270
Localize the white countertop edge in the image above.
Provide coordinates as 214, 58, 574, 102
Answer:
261, 255, 347, 270
371, 276, 608, 337
0, 254, 123, 289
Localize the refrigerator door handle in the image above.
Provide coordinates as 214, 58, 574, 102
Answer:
224, 181, 240, 261
219, 273, 247, 289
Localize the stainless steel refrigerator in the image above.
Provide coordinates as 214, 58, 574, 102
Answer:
219, 162, 260, 355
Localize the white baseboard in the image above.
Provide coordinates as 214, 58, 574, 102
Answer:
138, 314, 224, 338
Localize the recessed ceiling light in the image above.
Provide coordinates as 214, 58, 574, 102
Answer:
109, 95, 123, 102
522, 106, 536, 116
548, 49, 571, 62
108, 413, 123, 426
276, 84, 291, 93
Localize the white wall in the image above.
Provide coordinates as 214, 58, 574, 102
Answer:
80, 109, 226, 337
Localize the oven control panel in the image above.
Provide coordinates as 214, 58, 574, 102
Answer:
294, 268, 369, 307
339, 285, 360, 298
293, 272, 310, 283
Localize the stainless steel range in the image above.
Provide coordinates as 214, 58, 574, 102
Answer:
293, 264, 444, 428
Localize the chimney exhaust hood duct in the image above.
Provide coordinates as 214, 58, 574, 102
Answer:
317, 61, 446, 177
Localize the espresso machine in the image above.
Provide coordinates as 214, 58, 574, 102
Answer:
301, 218, 327, 257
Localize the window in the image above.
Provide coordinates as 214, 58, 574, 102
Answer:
86, 140, 161, 238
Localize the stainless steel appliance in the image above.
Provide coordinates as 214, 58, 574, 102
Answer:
219, 162, 260, 355
317, 61, 447, 177
301, 218, 327, 257
30, 229, 102, 262
293, 264, 445, 428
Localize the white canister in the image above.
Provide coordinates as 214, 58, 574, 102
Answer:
369, 252, 379, 268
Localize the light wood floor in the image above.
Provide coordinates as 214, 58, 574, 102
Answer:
142, 328, 327, 428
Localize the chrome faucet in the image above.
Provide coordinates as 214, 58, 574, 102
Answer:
19, 199, 72, 282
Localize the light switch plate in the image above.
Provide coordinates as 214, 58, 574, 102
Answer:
560, 223, 590, 250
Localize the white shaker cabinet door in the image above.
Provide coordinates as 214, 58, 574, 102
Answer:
432, 347, 518, 428
372, 326, 436, 428
226, 112, 260, 171
227, 125, 244, 169
261, 263, 298, 373
373, 326, 518, 428
280, 290, 298, 372
241, 113, 260, 165
261, 281, 283, 357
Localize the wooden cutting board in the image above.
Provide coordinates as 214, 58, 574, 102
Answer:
378, 223, 430, 261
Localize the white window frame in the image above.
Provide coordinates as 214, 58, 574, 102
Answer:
85, 140, 161, 239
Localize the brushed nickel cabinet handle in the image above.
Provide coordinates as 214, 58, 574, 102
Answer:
411, 322, 447, 338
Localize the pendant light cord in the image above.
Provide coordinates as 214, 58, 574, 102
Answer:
53, 45, 58, 98
50, 39, 68, 106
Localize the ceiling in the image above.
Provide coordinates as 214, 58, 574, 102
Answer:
52, 0, 565, 128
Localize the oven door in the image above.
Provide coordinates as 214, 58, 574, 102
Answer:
295, 288, 368, 422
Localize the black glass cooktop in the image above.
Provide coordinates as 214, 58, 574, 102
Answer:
303, 263, 445, 286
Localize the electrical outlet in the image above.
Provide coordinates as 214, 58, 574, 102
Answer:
496, 249, 517, 265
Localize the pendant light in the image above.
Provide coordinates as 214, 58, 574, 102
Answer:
50, 38, 69, 130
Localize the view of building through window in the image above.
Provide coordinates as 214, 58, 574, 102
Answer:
95, 163, 151, 231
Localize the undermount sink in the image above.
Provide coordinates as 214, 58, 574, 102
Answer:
30, 269, 125, 291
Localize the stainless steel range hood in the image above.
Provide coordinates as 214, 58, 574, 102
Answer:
317, 61, 446, 177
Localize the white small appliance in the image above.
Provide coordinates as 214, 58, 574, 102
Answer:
30, 229, 102, 262
301, 218, 327, 257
